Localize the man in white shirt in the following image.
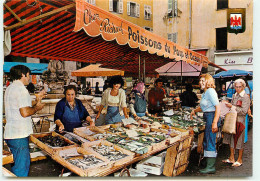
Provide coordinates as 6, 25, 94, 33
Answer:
4, 65, 45, 177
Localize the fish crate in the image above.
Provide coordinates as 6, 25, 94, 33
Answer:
82, 140, 135, 167
163, 135, 193, 177
73, 126, 106, 141
30, 132, 78, 155
53, 147, 111, 177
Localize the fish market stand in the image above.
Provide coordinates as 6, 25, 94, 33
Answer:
3, 117, 193, 177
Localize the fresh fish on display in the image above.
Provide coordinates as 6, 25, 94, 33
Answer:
38, 135, 70, 147
66, 155, 104, 170
91, 145, 128, 161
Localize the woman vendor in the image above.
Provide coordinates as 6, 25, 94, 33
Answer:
54, 85, 95, 132
222, 78, 250, 167
129, 82, 150, 120
96, 76, 129, 124
190, 74, 220, 174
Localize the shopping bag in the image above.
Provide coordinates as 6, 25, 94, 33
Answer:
222, 108, 237, 134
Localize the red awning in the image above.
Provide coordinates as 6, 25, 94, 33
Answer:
3, 0, 224, 77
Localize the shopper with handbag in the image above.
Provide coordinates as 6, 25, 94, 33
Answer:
190, 73, 220, 174
222, 78, 250, 167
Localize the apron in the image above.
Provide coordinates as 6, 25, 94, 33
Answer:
62, 104, 82, 132
105, 106, 125, 124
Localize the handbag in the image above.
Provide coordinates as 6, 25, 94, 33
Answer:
222, 108, 237, 134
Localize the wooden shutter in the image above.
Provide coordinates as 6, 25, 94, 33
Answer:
173, 0, 178, 17
127, 2, 130, 15
136, 3, 140, 17
91, 0, 96, 5
109, 0, 113, 12
119, 0, 123, 14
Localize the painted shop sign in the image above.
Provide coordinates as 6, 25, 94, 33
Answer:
215, 52, 253, 66
74, 0, 209, 67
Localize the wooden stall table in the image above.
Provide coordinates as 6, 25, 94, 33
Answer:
93, 135, 193, 177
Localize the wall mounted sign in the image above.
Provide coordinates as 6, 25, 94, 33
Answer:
227, 8, 246, 34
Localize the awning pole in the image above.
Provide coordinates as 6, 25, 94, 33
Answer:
139, 54, 141, 80
143, 57, 145, 83
181, 60, 183, 94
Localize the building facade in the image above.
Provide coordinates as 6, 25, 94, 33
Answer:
153, 0, 253, 73
92, 0, 153, 32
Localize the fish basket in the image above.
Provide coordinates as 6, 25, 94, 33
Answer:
82, 140, 135, 167
53, 147, 111, 177
73, 126, 106, 141
30, 132, 78, 155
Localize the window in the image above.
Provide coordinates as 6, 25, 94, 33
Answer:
144, 5, 152, 20
168, 33, 177, 43
127, 2, 140, 17
217, 0, 228, 10
86, 0, 96, 5
109, 0, 123, 13
216, 28, 227, 51
168, 0, 178, 18
144, 27, 153, 32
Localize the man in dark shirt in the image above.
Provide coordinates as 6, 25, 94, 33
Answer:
148, 78, 165, 116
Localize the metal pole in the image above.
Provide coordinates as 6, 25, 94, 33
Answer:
181, 60, 183, 94
139, 54, 141, 80
143, 57, 145, 83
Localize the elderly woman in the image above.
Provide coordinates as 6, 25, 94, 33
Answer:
190, 74, 220, 174
96, 76, 129, 124
129, 82, 150, 120
222, 79, 250, 167
54, 85, 95, 132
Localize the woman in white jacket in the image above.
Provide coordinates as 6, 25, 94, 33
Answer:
96, 76, 129, 124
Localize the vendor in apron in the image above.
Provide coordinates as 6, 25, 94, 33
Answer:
129, 82, 150, 120
96, 76, 129, 124
54, 85, 95, 132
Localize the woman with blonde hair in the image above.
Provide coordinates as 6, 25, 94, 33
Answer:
222, 78, 250, 167
190, 73, 221, 174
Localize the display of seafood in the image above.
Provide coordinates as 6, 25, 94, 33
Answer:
92, 133, 113, 140
37, 135, 71, 147
91, 145, 128, 161
66, 155, 104, 170
116, 139, 149, 154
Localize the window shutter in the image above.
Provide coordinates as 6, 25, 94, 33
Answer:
109, 0, 113, 11
172, 32, 177, 43
91, 0, 96, 5
144, 5, 147, 18
168, 0, 172, 12
173, 0, 178, 17
136, 3, 140, 17
168, 33, 172, 41
127, 2, 130, 15
119, 0, 123, 14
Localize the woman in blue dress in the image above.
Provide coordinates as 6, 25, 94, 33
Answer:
96, 76, 129, 124
190, 73, 221, 174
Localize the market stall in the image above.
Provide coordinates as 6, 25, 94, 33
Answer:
3, 0, 225, 177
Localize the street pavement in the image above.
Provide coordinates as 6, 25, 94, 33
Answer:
180, 124, 253, 178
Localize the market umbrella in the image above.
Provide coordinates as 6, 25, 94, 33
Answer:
155, 60, 202, 76
71, 64, 124, 77
213, 69, 253, 79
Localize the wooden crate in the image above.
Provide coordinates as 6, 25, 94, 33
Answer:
30, 132, 78, 155
53, 147, 111, 177
73, 126, 106, 141
163, 135, 193, 177
82, 140, 135, 167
